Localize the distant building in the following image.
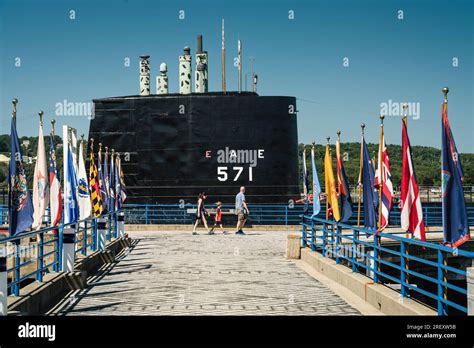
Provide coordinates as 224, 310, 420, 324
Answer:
0, 154, 9, 163
22, 140, 30, 148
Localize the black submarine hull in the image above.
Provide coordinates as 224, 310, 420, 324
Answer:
89, 92, 299, 204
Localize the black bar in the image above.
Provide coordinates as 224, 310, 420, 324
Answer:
0, 316, 472, 346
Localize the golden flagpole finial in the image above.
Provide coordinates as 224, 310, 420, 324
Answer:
442, 86, 449, 102
90, 138, 94, 151
337, 130, 341, 140
380, 114, 385, 124
12, 98, 18, 119
51, 119, 56, 137
105, 146, 109, 154
38, 111, 44, 126
402, 104, 408, 122
361, 123, 365, 135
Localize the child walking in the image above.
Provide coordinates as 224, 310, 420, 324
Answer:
209, 201, 226, 234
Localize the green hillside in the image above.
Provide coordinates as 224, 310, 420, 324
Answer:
1, 134, 473, 193
299, 143, 474, 191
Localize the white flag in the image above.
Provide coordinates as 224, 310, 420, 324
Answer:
32, 120, 50, 229
77, 140, 91, 219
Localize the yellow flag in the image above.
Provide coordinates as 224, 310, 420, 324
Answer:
324, 144, 340, 221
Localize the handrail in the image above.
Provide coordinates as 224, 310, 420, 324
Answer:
118, 203, 474, 226
0, 210, 120, 298
301, 214, 474, 315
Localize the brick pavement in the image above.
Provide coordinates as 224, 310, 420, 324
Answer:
56, 230, 360, 316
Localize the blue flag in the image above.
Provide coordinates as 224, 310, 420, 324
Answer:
362, 139, 378, 230
65, 144, 79, 224
302, 148, 309, 213
311, 147, 321, 216
441, 102, 470, 247
115, 156, 122, 210
9, 118, 34, 235
109, 153, 115, 211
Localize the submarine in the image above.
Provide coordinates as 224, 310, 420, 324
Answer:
88, 32, 299, 204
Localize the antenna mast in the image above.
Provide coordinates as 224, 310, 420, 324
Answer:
222, 19, 226, 94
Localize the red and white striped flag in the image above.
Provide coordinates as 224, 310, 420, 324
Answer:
375, 133, 393, 231
400, 118, 426, 241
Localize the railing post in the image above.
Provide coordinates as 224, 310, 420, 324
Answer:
437, 249, 448, 315
335, 225, 341, 264
322, 222, 327, 257
91, 219, 97, 251
285, 206, 288, 225
58, 224, 63, 272
145, 205, 149, 224
107, 215, 112, 241
351, 229, 357, 272
373, 236, 379, 283
82, 221, 87, 256
0, 244, 7, 315
400, 240, 408, 298
12, 241, 20, 296
118, 211, 125, 238
97, 217, 107, 251
310, 219, 316, 251
62, 224, 76, 272
36, 233, 44, 282
301, 216, 306, 247
467, 265, 474, 315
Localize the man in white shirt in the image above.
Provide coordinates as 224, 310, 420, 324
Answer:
235, 186, 249, 235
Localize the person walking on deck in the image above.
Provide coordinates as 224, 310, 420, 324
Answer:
235, 186, 249, 235
192, 192, 210, 235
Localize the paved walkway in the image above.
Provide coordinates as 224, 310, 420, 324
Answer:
55, 230, 360, 315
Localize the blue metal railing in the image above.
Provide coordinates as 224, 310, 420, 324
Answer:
121, 203, 474, 226
301, 214, 474, 315
0, 211, 119, 297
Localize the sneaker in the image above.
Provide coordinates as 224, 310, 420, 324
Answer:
208, 231, 215, 235
192, 232, 198, 235
235, 231, 245, 235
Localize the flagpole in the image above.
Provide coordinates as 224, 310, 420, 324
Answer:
9, 99, 18, 286
105, 146, 109, 210
357, 123, 365, 228
111, 149, 115, 211
336, 130, 341, 194
325, 137, 330, 220
376, 115, 384, 282
401, 104, 411, 288
378, 115, 384, 230
51, 119, 57, 240
35, 111, 44, 272
442, 86, 449, 313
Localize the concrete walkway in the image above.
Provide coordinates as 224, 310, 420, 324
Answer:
54, 230, 361, 316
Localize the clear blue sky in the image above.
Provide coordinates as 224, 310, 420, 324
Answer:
0, 0, 472, 152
